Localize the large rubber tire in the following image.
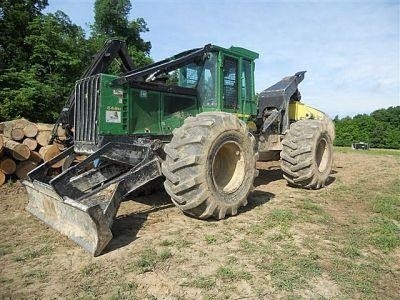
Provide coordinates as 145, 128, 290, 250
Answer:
281, 119, 334, 189
162, 112, 258, 219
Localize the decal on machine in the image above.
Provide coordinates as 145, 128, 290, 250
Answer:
113, 89, 124, 104
106, 106, 121, 123
140, 90, 147, 98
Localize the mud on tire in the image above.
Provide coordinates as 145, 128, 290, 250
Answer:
162, 112, 258, 219
281, 119, 334, 189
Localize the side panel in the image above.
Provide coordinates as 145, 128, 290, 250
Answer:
129, 89, 161, 134
98, 74, 128, 135
161, 94, 198, 135
99, 82, 198, 136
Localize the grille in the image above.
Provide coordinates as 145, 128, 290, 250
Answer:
74, 75, 100, 144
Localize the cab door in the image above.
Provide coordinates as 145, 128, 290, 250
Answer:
221, 56, 239, 114
240, 59, 256, 118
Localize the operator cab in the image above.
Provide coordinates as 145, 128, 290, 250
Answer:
115, 44, 259, 121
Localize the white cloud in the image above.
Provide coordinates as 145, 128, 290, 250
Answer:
46, 0, 400, 117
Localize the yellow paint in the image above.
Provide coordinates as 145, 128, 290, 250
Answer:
288, 101, 325, 121
246, 121, 257, 131
233, 113, 251, 119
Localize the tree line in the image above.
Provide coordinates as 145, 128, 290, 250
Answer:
0, 0, 151, 123
1, 1, 398, 151
334, 106, 400, 149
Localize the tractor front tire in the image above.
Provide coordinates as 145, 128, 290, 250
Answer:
162, 112, 258, 219
281, 119, 333, 189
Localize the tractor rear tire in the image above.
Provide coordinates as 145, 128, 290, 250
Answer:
162, 112, 258, 219
281, 119, 333, 189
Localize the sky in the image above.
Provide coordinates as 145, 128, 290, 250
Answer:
45, 0, 400, 118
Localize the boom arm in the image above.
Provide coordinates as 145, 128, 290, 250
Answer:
258, 71, 306, 133
112, 44, 212, 86
52, 39, 135, 142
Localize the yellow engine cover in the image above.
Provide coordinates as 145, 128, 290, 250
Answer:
288, 101, 335, 140
288, 101, 326, 121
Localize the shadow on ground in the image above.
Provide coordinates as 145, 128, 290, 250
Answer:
325, 175, 336, 186
241, 190, 275, 214
104, 191, 173, 254
104, 167, 283, 253
254, 167, 283, 187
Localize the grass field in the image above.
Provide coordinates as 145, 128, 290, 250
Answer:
0, 150, 399, 299
335, 146, 400, 156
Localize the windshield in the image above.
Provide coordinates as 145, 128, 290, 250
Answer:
165, 52, 218, 107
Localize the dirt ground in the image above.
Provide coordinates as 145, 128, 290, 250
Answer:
0, 149, 399, 299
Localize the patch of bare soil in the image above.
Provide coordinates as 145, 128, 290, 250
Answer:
0, 151, 399, 299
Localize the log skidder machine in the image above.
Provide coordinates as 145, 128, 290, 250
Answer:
23, 40, 335, 256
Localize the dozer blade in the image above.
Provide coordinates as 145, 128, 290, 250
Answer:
23, 142, 162, 256
24, 180, 115, 256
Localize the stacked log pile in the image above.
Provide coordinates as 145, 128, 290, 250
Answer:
0, 118, 66, 186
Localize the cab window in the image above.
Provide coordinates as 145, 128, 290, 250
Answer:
241, 60, 252, 100
223, 57, 238, 109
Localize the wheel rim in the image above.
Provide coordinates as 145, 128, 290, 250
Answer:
211, 141, 245, 194
316, 137, 330, 172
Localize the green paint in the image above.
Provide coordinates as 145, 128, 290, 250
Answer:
129, 89, 161, 134
96, 44, 259, 136
98, 74, 127, 135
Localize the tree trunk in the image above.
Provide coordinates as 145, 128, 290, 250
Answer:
3, 138, 30, 161
29, 151, 43, 164
23, 123, 38, 138
39, 145, 64, 168
39, 144, 60, 162
36, 123, 54, 132
3, 119, 29, 141
0, 171, 5, 186
15, 160, 38, 180
36, 131, 52, 147
8, 127, 25, 141
0, 157, 16, 175
22, 138, 38, 151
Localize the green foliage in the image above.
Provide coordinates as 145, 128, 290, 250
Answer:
90, 0, 152, 69
0, 0, 49, 70
0, 11, 89, 122
334, 106, 400, 149
0, 0, 151, 122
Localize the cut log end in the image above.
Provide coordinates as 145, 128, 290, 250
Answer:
36, 131, 52, 147
4, 139, 30, 161
23, 138, 38, 151
39, 145, 64, 168
23, 123, 38, 138
0, 157, 17, 175
10, 128, 25, 141
0, 171, 5, 186
16, 161, 38, 180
